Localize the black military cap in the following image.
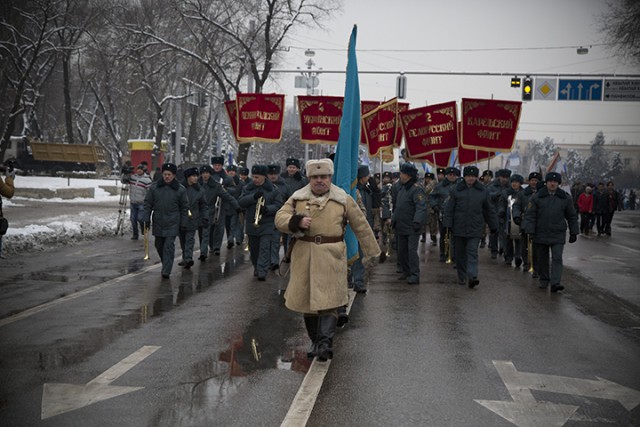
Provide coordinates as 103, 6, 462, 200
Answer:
200, 165, 214, 174
545, 172, 562, 184
444, 167, 461, 176
357, 165, 370, 179
161, 163, 178, 175
510, 174, 524, 184
425, 172, 435, 179
436, 167, 446, 175
482, 169, 493, 178
267, 164, 281, 174
463, 166, 479, 177
528, 172, 543, 181
239, 167, 250, 176
184, 167, 199, 178
226, 164, 237, 172
400, 162, 418, 177
382, 171, 392, 179
251, 164, 268, 176
286, 157, 301, 168
211, 156, 224, 165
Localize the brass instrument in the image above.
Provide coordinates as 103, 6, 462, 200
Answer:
254, 196, 265, 228
445, 229, 453, 264
143, 224, 150, 260
527, 235, 534, 273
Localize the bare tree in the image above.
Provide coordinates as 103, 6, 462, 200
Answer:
600, 0, 640, 67
0, 0, 60, 161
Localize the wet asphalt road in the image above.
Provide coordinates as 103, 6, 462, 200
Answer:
0, 205, 639, 426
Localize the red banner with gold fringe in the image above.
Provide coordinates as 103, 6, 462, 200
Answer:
393, 102, 410, 147
362, 98, 401, 157
235, 93, 285, 143
360, 100, 381, 145
224, 100, 241, 143
297, 95, 344, 144
460, 98, 521, 152
400, 101, 458, 159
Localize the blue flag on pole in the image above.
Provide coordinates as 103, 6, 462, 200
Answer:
333, 25, 360, 264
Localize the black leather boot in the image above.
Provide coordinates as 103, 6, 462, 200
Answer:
316, 314, 337, 361
303, 315, 319, 359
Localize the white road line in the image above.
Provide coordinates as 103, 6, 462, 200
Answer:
0, 262, 160, 328
281, 291, 357, 427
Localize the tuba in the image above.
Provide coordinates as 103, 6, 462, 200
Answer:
254, 196, 265, 228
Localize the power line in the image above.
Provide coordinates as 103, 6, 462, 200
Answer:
288, 44, 607, 54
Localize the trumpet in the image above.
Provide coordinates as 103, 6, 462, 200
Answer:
527, 235, 534, 273
254, 196, 264, 228
143, 224, 150, 260
445, 229, 453, 264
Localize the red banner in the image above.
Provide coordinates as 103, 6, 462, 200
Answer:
400, 101, 458, 159
224, 100, 240, 143
408, 150, 453, 168
362, 98, 402, 157
297, 95, 343, 144
393, 102, 410, 147
460, 98, 521, 152
360, 100, 381, 145
235, 93, 285, 143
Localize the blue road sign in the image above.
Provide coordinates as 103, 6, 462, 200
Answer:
558, 79, 603, 101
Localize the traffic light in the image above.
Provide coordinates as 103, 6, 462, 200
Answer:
510, 76, 521, 88
522, 76, 533, 101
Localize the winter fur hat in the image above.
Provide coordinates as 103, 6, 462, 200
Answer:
545, 172, 562, 184
528, 172, 543, 181
286, 158, 301, 168
211, 156, 224, 165
251, 165, 268, 176
184, 167, 199, 178
510, 174, 524, 184
400, 162, 418, 178
200, 165, 214, 174
463, 166, 479, 177
161, 163, 178, 175
358, 165, 370, 179
306, 159, 334, 176
267, 164, 281, 174
444, 167, 461, 177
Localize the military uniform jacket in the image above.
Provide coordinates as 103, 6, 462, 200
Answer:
380, 183, 393, 220
143, 178, 189, 237
523, 187, 579, 245
275, 183, 380, 313
182, 182, 209, 231
212, 170, 239, 215
357, 182, 375, 228
512, 183, 541, 220
497, 187, 524, 219
392, 179, 428, 235
198, 177, 239, 222
271, 176, 292, 204
239, 179, 283, 236
443, 180, 497, 238
281, 171, 308, 194
428, 178, 455, 212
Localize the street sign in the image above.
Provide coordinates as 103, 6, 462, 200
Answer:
534, 78, 557, 101
558, 79, 603, 101
603, 79, 640, 102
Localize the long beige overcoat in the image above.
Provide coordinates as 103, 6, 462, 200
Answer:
275, 183, 380, 314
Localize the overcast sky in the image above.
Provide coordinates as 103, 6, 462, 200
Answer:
263, 0, 640, 146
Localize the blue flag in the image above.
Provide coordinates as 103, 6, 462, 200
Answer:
333, 25, 360, 264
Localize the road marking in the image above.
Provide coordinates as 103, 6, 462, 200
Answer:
280, 291, 356, 427
0, 263, 158, 328
475, 360, 640, 426
41, 346, 160, 419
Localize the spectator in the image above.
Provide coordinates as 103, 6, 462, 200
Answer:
0, 164, 16, 259
577, 185, 594, 236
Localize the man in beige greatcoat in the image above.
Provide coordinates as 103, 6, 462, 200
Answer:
275, 158, 380, 361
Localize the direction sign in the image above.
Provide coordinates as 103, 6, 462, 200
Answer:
603, 79, 640, 102
558, 79, 603, 101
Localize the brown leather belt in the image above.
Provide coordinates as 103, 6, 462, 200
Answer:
299, 235, 344, 244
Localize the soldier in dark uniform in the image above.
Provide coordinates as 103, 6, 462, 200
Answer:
351, 165, 375, 293
178, 167, 208, 269
209, 156, 237, 254
267, 164, 290, 270
488, 169, 510, 259
422, 172, 437, 245
498, 174, 525, 267
443, 166, 498, 288
143, 163, 190, 278
281, 157, 308, 194
523, 172, 579, 292
238, 165, 283, 281
380, 171, 394, 257
436, 167, 446, 183
225, 164, 244, 248
429, 166, 460, 262
513, 172, 543, 275
392, 163, 427, 285
480, 169, 494, 248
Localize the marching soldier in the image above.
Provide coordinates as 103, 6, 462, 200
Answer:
143, 163, 189, 278
480, 169, 494, 248
281, 157, 308, 193
178, 167, 208, 269
350, 165, 375, 293
239, 165, 283, 281
443, 166, 498, 288
513, 172, 543, 275
198, 165, 240, 261
429, 166, 460, 262
392, 163, 427, 285
498, 174, 525, 267
225, 164, 243, 248
267, 164, 291, 270
380, 171, 394, 258
209, 156, 237, 254
422, 172, 437, 245
523, 172, 579, 292
275, 159, 379, 361
488, 169, 511, 259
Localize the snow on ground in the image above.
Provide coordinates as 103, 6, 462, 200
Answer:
2, 176, 129, 256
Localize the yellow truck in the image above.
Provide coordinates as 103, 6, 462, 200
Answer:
11, 137, 106, 175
